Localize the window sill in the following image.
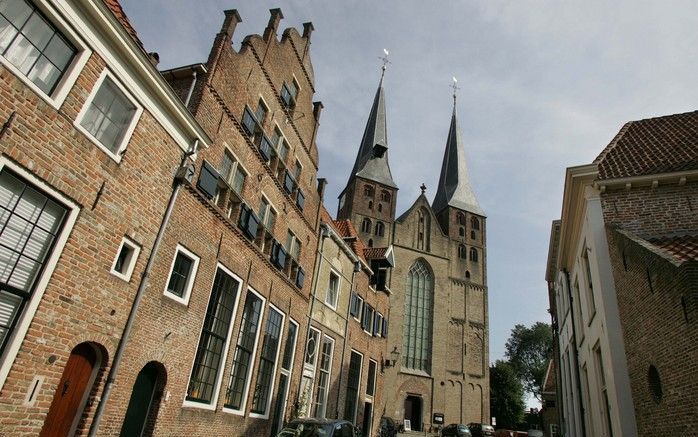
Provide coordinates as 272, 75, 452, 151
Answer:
399, 367, 431, 378
221, 406, 245, 416
109, 269, 133, 282
162, 291, 191, 307
182, 399, 216, 411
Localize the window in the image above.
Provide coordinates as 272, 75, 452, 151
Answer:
0, 168, 69, 356
185, 266, 241, 406
373, 313, 383, 337
305, 327, 320, 368
77, 72, 141, 160
272, 318, 299, 435
594, 344, 613, 437
343, 350, 362, 422
255, 99, 268, 126
403, 260, 433, 372
361, 218, 371, 233
459, 227, 465, 237
313, 335, 334, 418
457, 213, 466, 226
363, 186, 373, 197
471, 216, 480, 230
582, 248, 596, 322
0, 0, 87, 106
470, 247, 478, 262
349, 293, 363, 320
293, 159, 302, 181
110, 236, 140, 281
377, 203, 382, 212
470, 230, 476, 240
375, 221, 384, 237
458, 244, 467, 260
164, 245, 199, 305
280, 80, 299, 109
416, 209, 430, 251
286, 230, 301, 260
362, 303, 374, 334
368, 200, 373, 210
380, 190, 391, 202
366, 359, 377, 396
326, 271, 339, 310
225, 289, 265, 411
258, 196, 277, 231
251, 305, 285, 416
219, 150, 246, 195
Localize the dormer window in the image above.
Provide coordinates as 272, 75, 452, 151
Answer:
372, 143, 387, 158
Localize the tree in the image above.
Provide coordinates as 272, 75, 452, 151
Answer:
490, 360, 525, 429
504, 322, 552, 399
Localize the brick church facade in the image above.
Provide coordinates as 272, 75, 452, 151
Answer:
337, 73, 490, 432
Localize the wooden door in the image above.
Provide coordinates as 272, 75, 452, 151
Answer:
119, 363, 159, 437
40, 343, 98, 437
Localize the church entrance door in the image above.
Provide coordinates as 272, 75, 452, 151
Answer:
404, 395, 422, 431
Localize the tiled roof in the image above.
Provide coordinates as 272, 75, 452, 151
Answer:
595, 110, 698, 180
649, 235, 698, 263
103, 0, 144, 49
363, 247, 387, 260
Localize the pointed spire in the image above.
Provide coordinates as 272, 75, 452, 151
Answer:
344, 51, 397, 190
432, 81, 484, 216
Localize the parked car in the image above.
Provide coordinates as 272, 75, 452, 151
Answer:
467, 423, 495, 437
442, 423, 473, 436
379, 416, 398, 437
277, 418, 357, 437
494, 430, 514, 437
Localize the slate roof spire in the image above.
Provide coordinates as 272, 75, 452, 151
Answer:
432, 81, 484, 216
344, 53, 397, 191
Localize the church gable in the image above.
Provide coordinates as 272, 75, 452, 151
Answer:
394, 194, 449, 256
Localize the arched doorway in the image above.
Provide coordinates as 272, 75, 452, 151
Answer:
404, 395, 423, 431
40, 342, 103, 437
120, 362, 166, 437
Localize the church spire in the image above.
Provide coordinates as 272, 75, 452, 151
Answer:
432, 79, 484, 216
344, 51, 397, 191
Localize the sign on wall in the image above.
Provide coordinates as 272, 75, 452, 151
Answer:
433, 413, 444, 424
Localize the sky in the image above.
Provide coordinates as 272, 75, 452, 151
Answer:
121, 0, 698, 397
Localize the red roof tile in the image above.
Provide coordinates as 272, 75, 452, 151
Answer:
649, 235, 698, 263
596, 111, 698, 180
363, 247, 387, 260
103, 0, 144, 49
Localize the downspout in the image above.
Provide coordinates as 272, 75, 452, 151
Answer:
183, 70, 198, 108
88, 141, 199, 436
563, 268, 587, 437
334, 261, 359, 418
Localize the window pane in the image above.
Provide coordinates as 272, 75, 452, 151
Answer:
26, 54, 59, 94
166, 252, 193, 298
22, 12, 52, 49
43, 34, 73, 70
232, 170, 245, 194
0, 0, 33, 28
251, 308, 283, 414
81, 78, 136, 153
225, 291, 263, 409
5, 33, 39, 75
0, 16, 19, 53
281, 322, 297, 371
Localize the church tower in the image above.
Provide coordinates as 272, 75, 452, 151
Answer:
337, 67, 398, 248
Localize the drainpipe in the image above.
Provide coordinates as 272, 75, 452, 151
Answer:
334, 260, 360, 418
562, 268, 587, 437
88, 141, 199, 436
183, 69, 198, 108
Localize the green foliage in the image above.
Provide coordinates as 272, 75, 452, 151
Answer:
490, 360, 525, 429
504, 322, 553, 399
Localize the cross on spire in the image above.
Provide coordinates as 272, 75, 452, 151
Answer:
420, 183, 427, 194
451, 76, 460, 107
379, 48, 390, 81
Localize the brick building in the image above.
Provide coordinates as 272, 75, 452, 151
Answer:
338, 77, 490, 432
0, 0, 210, 436
547, 110, 698, 437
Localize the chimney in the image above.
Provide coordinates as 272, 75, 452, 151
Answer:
148, 52, 160, 67
302, 22, 314, 40
220, 9, 242, 41
312, 101, 324, 123
263, 8, 284, 41
317, 178, 327, 200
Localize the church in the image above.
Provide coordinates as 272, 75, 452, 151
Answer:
336, 70, 490, 431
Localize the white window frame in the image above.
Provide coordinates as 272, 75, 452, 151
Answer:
249, 302, 286, 419
258, 193, 278, 230
163, 243, 200, 306
0, 158, 80, 390
272, 317, 299, 433
222, 286, 266, 416
363, 303, 374, 336
313, 334, 335, 418
352, 295, 364, 322
0, 0, 91, 110
325, 270, 340, 310
109, 235, 141, 281
219, 144, 248, 192
74, 69, 143, 163
300, 325, 321, 416
346, 349, 364, 424
182, 263, 242, 410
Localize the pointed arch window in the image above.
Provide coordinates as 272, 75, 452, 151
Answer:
470, 247, 478, 262
363, 186, 374, 197
402, 260, 433, 372
416, 208, 431, 251
380, 190, 391, 202
361, 218, 371, 233
377, 203, 382, 213
375, 221, 385, 237
459, 227, 465, 237
471, 217, 480, 231
458, 244, 467, 259
457, 212, 466, 226
368, 200, 373, 210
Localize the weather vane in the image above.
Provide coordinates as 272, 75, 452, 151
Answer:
451, 76, 460, 105
379, 48, 390, 80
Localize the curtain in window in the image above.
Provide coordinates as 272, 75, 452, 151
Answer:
402, 260, 433, 372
